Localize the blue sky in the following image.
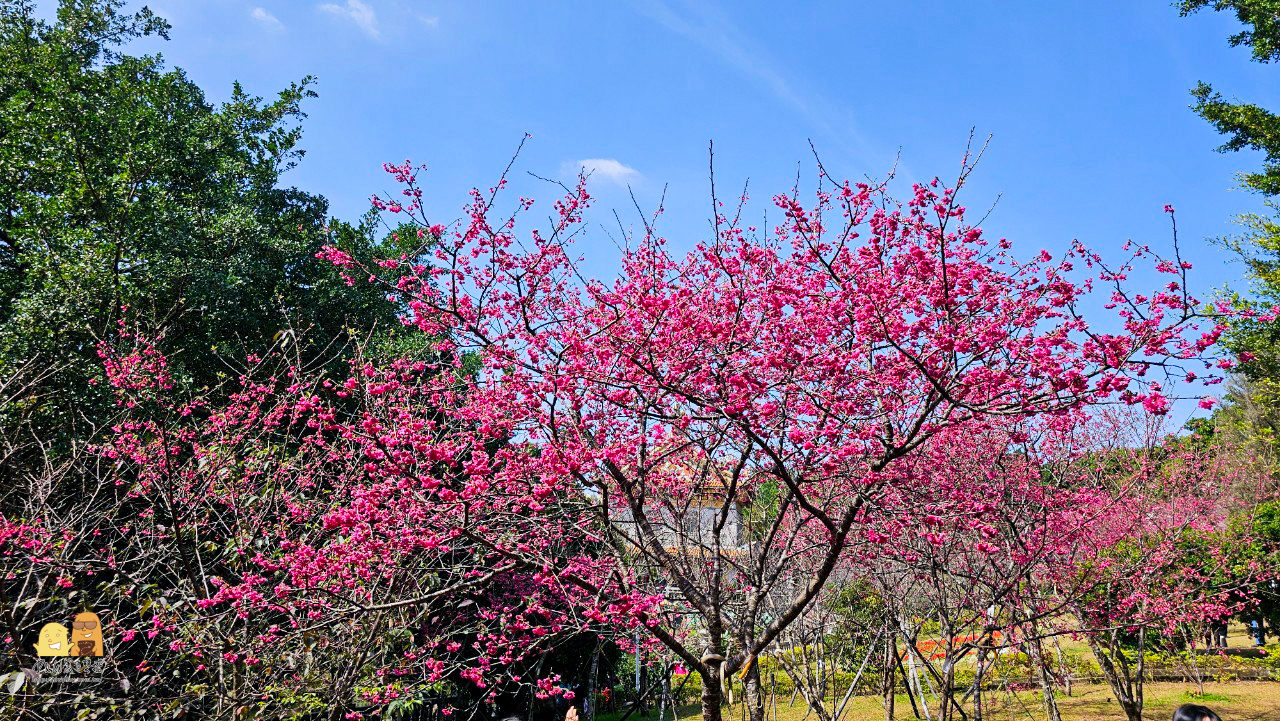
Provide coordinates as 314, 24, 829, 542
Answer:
35, 0, 1280, 417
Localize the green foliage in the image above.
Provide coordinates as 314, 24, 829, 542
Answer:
1180, 1, 1280, 63
1061, 651, 1103, 679
1179, 4, 1280, 440
670, 671, 702, 706
1147, 647, 1280, 676
751, 652, 887, 701
821, 581, 887, 666
1179, 2, 1280, 439
0, 5, 415, 715
1240, 500, 1280, 626
1181, 1, 1280, 194
989, 651, 1033, 679
741, 478, 780, 538
1212, 203, 1280, 392
1254, 499, 1280, 540
1181, 691, 1235, 702
1190, 81, 1280, 195
0, 0, 399, 480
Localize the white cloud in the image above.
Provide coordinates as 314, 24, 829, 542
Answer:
250, 7, 283, 31
574, 158, 641, 186
418, 14, 440, 29
319, 0, 381, 41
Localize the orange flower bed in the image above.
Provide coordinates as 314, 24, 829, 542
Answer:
910, 631, 1005, 660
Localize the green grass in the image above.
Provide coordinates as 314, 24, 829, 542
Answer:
596, 681, 1279, 721
1179, 691, 1234, 703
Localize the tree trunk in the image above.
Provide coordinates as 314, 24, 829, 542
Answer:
817, 638, 828, 702
939, 658, 953, 721
902, 645, 931, 721
1083, 630, 1143, 721
1052, 638, 1071, 697
701, 667, 724, 721
659, 666, 670, 721
1119, 695, 1143, 721
894, 646, 923, 720
972, 648, 985, 721
587, 641, 601, 721
1028, 636, 1062, 721
744, 658, 766, 721
1132, 627, 1146, 721
883, 635, 896, 721
772, 671, 778, 721
1182, 626, 1205, 697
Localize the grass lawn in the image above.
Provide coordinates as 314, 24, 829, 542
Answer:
982, 682, 1280, 721
597, 621, 1277, 721
599, 682, 1279, 721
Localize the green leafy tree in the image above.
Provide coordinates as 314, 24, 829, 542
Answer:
0, 0, 399, 485
1179, 1, 1280, 194
1237, 500, 1280, 634
1177, 1, 1280, 472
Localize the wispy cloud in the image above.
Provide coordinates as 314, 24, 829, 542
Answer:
319, 0, 380, 41
572, 158, 642, 186
635, 0, 891, 177
417, 14, 440, 29
250, 7, 283, 32
637, 0, 809, 124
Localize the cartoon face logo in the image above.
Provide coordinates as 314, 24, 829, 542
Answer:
34, 623, 69, 656
69, 612, 103, 657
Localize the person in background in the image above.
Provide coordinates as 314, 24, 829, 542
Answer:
1173, 703, 1222, 721
1204, 619, 1228, 648
1249, 617, 1267, 646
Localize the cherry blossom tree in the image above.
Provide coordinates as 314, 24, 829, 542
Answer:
320, 146, 1230, 721
1, 145, 1240, 721
1045, 417, 1269, 721
0, 321, 626, 719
